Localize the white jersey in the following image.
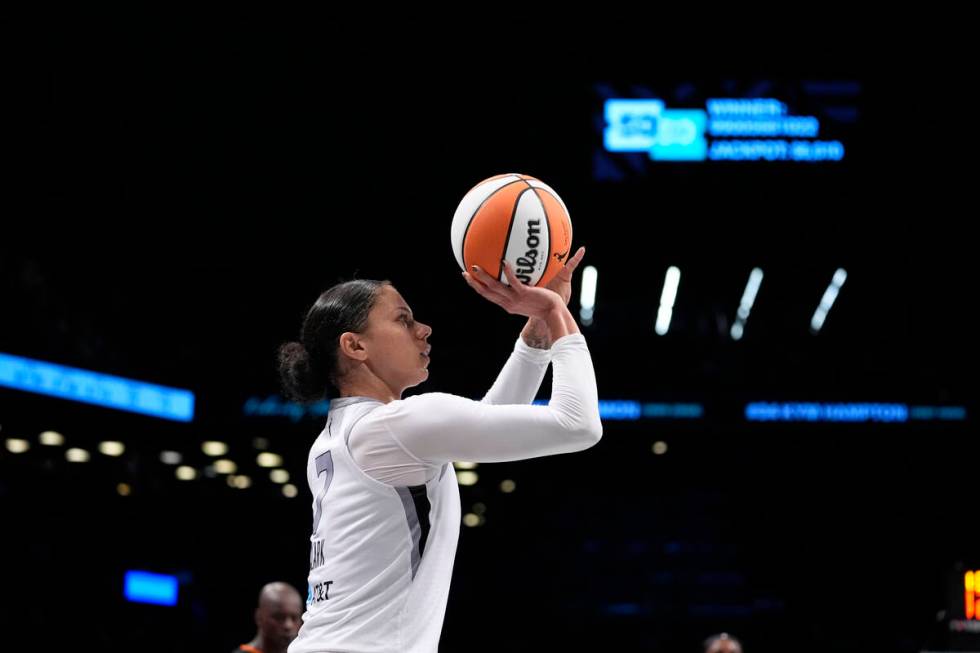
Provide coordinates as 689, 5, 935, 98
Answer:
289, 333, 602, 653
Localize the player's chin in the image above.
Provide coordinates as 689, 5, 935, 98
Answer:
405, 368, 429, 388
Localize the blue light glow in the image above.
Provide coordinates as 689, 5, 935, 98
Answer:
745, 402, 908, 423
708, 140, 844, 161
601, 89, 853, 167
650, 109, 707, 161
243, 395, 329, 422
708, 116, 819, 137
909, 405, 967, 421
124, 570, 178, 606
0, 352, 194, 422
642, 403, 704, 418
706, 98, 786, 117
603, 99, 664, 152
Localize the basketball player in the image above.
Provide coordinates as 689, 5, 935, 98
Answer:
233, 582, 304, 653
703, 633, 744, 653
279, 248, 599, 652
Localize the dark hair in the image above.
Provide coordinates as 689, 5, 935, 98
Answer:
278, 279, 389, 403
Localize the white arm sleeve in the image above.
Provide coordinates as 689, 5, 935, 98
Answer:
378, 333, 601, 464
479, 337, 552, 405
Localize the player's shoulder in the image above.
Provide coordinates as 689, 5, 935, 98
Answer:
372, 392, 472, 418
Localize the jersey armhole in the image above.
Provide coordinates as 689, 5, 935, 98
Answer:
344, 405, 434, 489
380, 419, 428, 466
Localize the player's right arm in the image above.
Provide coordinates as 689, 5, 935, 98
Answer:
379, 332, 601, 464
375, 263, 600, 464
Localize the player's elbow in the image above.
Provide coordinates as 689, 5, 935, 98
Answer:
585, 417, 604, 445
570, 416, 603, 449
548, 401, 603, 449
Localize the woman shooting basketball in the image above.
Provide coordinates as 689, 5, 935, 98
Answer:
279, 247, 599, 653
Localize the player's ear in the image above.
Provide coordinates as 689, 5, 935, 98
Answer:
338, 332, 368, 362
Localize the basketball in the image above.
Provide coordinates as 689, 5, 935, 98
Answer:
451, 173, 573, 287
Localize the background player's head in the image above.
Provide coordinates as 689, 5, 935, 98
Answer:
254, 582, 303, 649
279, 280, 432, 402
702, 632, 743, 653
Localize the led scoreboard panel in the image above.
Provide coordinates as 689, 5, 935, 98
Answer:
594, 79, 860, 179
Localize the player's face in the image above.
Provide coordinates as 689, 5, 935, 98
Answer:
362, 285, 432, 394
257, 595, 303, 645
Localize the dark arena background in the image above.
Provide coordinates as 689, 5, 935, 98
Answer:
2, 24, 974, 653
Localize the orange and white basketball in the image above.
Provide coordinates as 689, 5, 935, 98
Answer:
451, 173, 572, 287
